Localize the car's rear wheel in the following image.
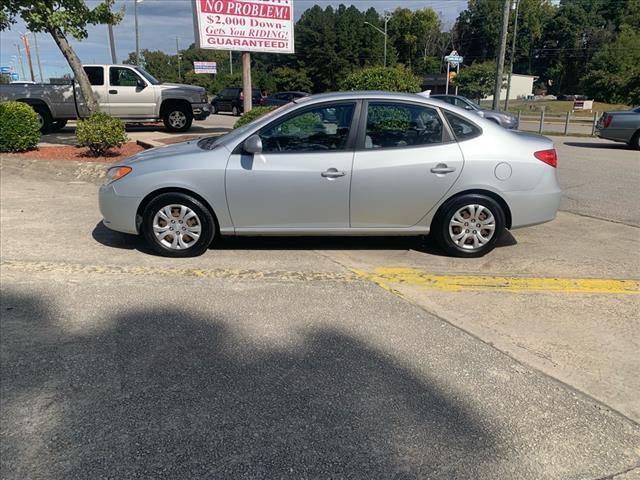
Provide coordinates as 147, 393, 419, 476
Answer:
232, 105, 240, 116
51, 119, 67, 132
630, 130, 640, 151
212, 103, 219, 114
142, 193, 215, 257
32, 105, 53, 134
433, 194, 505, 258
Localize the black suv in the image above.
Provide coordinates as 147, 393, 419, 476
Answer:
211, 87, 262, 116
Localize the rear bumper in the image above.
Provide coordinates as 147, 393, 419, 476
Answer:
192, 102, 211, 121
98, 183, 141, 234
505, 177, 562, 229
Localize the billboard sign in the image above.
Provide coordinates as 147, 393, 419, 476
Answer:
444, 50, 463, 67
196, 0, 294, 53
194, 61, 218, 74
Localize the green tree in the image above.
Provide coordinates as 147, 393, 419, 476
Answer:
453, 61, 497, 101
124, 49, 179, 83
581, 28, 640, 105
1, 0, 122, 114
389, 7, 441, 71
270, 67, 313, 92
454, 0, 503, 63
341, 65, 420, 92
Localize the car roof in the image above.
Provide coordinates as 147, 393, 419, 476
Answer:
297, 90, 453, 108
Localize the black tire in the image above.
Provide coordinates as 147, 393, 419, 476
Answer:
630, 130, 640, 151
162, 104, 193, 133
232, 105, 240, 116
142, 192, 216, 258
50, 119, 68, 132
211, 102, 219, 114
32, 105, 53, 134
432, 194, 505, 258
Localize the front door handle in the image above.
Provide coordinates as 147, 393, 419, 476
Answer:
430, 163, 456, 174
109, 89, 118, 94
321, 168, 346, 179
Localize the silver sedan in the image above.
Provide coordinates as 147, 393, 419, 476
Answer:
99, 91, 561, 257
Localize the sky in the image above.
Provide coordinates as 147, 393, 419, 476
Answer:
0, 0, 468, 81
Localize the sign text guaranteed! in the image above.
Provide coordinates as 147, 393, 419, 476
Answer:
197, 0, 294, 53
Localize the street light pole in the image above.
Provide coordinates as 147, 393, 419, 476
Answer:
364, 16, 390, 68
15, 43, 26, 79
504, 0, 520, 111
176, 36, 181, 82
33, 32, 44, 82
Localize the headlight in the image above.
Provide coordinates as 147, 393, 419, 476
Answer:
201, 93, 209, 103
104, 166, 132, 185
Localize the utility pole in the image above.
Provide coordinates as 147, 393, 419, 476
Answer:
230, 51, 233, 75
134, 0, 142, 65
108, 23, 117, 63
15, 43, 26, 79
33, 33, 44, 82
492, 0, 511, 111
504, 0, 520, 110
191, 0, 201, 47
242, 52, 252, 113
176, 36, 182, 82
22, 34, 36, 82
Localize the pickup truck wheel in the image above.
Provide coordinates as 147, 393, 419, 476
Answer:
51, 120, 68, 132
32, 105, 53, 134
163, 105, 193, 133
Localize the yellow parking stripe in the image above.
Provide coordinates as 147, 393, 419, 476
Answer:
2, 261, 637, 295
353, 267, 640, 295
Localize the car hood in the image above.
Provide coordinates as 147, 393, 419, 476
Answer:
159, 83, 206, 94
120, 140, 201, 166
480, 109, 515, 118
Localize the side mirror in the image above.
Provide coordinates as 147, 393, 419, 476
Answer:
243, 134, 263, 154
137, 79, 146, 89
464, 105, 474, 110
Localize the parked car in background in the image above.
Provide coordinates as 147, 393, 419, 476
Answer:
211, 87, 262, 116
99, 91, 561, 259
430, 94, 519, 129
596, 107, 640, 149
0, 64, 210, 133
264, 91, 310, 106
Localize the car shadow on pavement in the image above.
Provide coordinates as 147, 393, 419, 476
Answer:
564, 141, 632, 150
92, 222, 518, 257
1, 289, 496, 479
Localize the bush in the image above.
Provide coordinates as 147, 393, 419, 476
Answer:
341, 65, 421, 93
76, 112, 128, 156
234, 106, 277, 129
0, 101, 41, 152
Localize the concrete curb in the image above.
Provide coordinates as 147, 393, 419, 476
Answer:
136, 139, 164, 149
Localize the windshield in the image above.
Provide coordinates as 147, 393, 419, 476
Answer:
198, 103, 293, 150
634, 107, 640, 113
134, 67, 161, 85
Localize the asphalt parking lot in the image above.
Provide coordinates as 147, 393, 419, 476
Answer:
1, 131, 639, 479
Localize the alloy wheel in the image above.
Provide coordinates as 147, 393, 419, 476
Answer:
152, 204, 202, 250
168, 111, 187, 129
448, 204, 496, 250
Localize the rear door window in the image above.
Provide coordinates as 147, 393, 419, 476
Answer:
83, 66, 104, 86
364, 103, 444, 149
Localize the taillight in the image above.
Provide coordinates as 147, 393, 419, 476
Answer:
603, 114, 613, 128
534, 149, 557, 168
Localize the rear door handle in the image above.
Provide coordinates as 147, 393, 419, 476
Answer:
430, 163, 456, 174
321, 168, 346, 179
109, 89, 118, 94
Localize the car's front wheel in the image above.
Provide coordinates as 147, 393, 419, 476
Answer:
630, 130, 640, 151
142, 193, 216, 257
433, 194, 505, 257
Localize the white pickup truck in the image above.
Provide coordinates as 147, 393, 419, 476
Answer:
0, 64, 210, 133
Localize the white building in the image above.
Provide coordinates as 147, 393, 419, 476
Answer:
484, 74, 537, 101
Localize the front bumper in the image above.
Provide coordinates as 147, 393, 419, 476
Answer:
192, 102, 211, 121
99, 183, 141, 234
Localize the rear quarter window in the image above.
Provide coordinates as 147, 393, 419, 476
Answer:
83, 66, 104, 86
444, 111, 482, 141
